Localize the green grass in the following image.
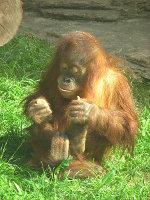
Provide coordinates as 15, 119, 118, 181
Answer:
0, 35, 150, 200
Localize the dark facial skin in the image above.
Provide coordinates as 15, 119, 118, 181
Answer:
57, 61, 87, 99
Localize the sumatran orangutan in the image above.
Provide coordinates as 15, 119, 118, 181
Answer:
24, 31, 138, 178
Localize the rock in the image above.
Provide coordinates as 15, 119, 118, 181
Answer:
40, 8, 120, 22
125, 51, 150, 80
126, 51, 150, 69
23, 0, 150, 19
23, 0, 114, 10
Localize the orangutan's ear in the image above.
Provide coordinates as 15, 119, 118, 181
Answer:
0, 0, 23, 46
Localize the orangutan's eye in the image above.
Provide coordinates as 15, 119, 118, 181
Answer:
72, 66, 78, 74
61, 63, 68, 71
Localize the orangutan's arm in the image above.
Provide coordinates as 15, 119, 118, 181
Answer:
89, 76, 138, 147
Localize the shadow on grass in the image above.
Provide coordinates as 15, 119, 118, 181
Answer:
132, 78, 150, 108
0, 129, 55, 179
0, 130, 31, 165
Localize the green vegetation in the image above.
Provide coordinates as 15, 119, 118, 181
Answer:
0, 35, 149, 200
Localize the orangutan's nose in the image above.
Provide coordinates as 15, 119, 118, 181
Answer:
64, 77, 72, 84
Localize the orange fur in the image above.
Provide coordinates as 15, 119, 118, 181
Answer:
24, 32, 138, 177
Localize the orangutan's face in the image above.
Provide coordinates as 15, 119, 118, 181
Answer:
57, 61, 87, 98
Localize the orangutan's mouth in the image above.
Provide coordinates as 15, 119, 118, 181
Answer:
58, 86, 74, 93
